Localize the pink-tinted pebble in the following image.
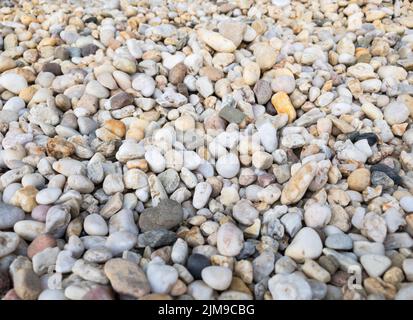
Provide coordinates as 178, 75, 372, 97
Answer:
27, 234, 57, 259
2, 289, 21, 300
31, 205, 51, 222
82, 286, 115, 300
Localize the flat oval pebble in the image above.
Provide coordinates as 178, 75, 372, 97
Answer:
201, 266, 232, 291
35, 188, 62, 205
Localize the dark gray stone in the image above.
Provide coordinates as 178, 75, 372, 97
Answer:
371, 170, 395, 189
138, 199, 183, 232
137, 229, 177, 248
109, 92, 134, 110
80, 44, 99, 57
371, 164, 402, 185
186, 254, 210, 280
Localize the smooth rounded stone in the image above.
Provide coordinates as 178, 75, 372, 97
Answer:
275, 256, 297, 274
400, 196, 413, 213
216, 153, 240, 179
147, 263, 179, 294
182, 151, 201, 171
104, 258, 150, 299
302, 260, 331, 283
360, 254, 392, 277
347, 63, 375, 80
192, 182, 212, 209
353, 241, 385, 257
217, 223, 244, 257
281, 161, 317, 205
0, 232, 20, 258
31, 205, 50, 222
347, 168, 370, 192
72, 259, 108, 284
187, 280, 214, 300
384, 102, 409, 125
138, 199, 183, 232
0, 73, 28, 94
268, 273, 312, 300
116, 141, 145, 163
175, 114, 195, 131
145, 149, 166, 173
197, 29, 236, 53
52, 158, 85, 177
187, 253, 211, 280
113, 57, 136, 74
395, 284, 413, 300
13, 268, 42, 300
3, 96, 25, 112
258, 122, 278, 153
84, 247, 113, 264
0, 55, 16, 72
201, 266, 232, 291
103, 174, 124, 195
38, 289, 67, 300
285, 227, 323, 262
254, 44, 277, 70
218, 21, 246, 47
132, 74, 155, 97
14, 221, 45, 241
105, 231, 137, 256
378, 65, 407, 80
84, 214, 108, 236
67, 175, 95, 193
252, 151, 273, 169
21, 173, 45, 189
171, 238, 188, 265
304, 203, 331, 228
325, 234, 353, 250
2, 183, 22, 204
243, 62, 261, 86
0, 203, 25, 230
232, 199, 259, 226
271, 75, 295, 94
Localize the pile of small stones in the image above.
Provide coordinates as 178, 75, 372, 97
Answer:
1, 0, 413, 300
